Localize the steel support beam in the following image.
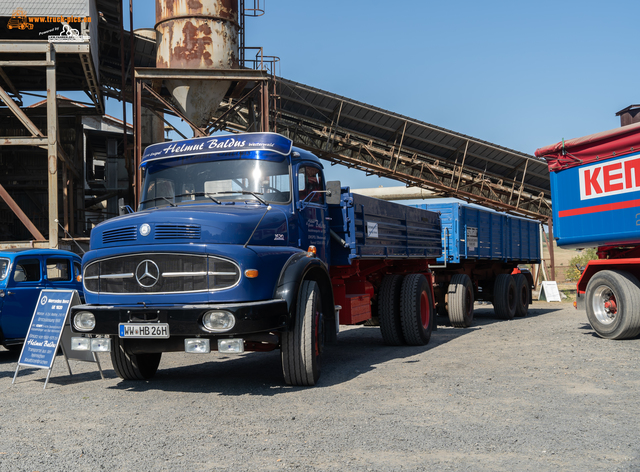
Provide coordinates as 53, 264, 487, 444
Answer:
47, 44, 58, 248
0, 183, 46, 241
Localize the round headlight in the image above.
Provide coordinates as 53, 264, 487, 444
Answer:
73, 311, 96, 331
139, 223, 151, 237
202, 310, 235, 332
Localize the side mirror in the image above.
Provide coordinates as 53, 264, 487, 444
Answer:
326, 181, 341, 205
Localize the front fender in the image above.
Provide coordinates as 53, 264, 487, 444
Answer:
274, 253, 336, 337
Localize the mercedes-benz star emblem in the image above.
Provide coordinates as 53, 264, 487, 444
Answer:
135, 260, 160, 288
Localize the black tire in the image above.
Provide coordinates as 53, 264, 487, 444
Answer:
378, 274, 405, 346
110, 337, 161, 380
282, 280, 323, 386
448, 274, 474, 328
514, 274, 530, 318
5, 344, 23, 353
400, 274, 433, 346
493, 274, 516, 320
585, 270, 640, 340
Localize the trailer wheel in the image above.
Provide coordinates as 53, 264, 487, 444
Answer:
378, 274, 405, 345
514, 274, 530, 317
281, 280, 323, 386
585, 270, 640, 340
493, 274, 516, 320
448, 274, 474, 328
400, 274, 433, 346
110, 337, 162, 380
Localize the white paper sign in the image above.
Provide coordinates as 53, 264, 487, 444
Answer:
366, 222, 379, 238
467, 227, 478, 250
539, 281, 562, 302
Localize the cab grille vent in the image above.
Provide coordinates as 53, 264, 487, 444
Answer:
102, 226, 137, 244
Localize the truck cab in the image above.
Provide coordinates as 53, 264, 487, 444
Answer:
71, 133, 337, 384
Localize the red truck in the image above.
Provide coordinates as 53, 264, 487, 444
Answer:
536, 122, 640, 339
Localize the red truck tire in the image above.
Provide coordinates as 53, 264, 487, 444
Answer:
585, 270, 640, 340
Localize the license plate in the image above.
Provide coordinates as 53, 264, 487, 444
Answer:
119, 323, 170, 339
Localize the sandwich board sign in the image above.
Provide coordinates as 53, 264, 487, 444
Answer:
539, 281, 562, 302
12, 289, 102, 389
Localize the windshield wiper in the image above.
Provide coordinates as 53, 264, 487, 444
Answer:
213, 191, 268, 206
139, 196, 176, 207
174, 192, 221, 204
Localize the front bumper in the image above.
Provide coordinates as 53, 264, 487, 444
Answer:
70, 299, 290, 337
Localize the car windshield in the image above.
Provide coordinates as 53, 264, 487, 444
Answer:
139, 157, 291, 210
0, 259, 8, 281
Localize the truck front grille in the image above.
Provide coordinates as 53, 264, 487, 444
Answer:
83, 253, 240, 294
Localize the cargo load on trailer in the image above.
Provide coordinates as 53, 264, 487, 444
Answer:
70, 132, 442, 386
536, 122, 640, 339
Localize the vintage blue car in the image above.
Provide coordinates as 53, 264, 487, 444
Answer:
0, 249, 83, 350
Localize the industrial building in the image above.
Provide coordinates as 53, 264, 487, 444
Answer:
0, 0, 553, 254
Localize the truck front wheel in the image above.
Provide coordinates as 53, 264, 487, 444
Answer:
400, 274, 433, 346
110, 337, 162, 380
586, 270, 640, 340
448, 274, 474, 328
493, 274, 516, 320
281, 280, 323, 386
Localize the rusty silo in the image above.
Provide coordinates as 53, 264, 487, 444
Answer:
155, 0, 239, 128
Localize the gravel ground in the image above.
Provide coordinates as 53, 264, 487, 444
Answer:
1, 301, 640, 471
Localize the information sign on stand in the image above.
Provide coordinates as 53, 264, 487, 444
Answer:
539, 281, 562, 302
12, 289, 102, 389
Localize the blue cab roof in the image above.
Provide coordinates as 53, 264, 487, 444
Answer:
0, 248, 80, 261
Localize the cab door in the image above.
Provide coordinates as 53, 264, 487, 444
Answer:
1, 257, 43, 340
297, 165, 329, 264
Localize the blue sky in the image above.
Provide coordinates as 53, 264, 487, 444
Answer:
111, 0, 640, 191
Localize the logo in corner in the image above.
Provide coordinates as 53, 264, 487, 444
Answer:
7, 9, 33, 30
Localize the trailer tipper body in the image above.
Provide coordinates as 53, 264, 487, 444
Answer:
70, 132, 442, 385
416, 203, 540, 327
536, 122, 640, 339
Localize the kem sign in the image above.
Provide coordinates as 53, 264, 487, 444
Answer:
579, 154, 640, 200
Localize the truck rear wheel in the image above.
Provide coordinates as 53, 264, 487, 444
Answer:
586, 270, 640, 340
282, 280, 323, 386
514, 274, 530, 317
400, 274, 433, 346
110, 337, 162, 380
378, 274, 405, 345
448, 274, 474, 328
493, 274, 516, 320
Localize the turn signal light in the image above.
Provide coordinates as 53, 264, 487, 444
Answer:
244, 269, 259, 278
307, 245, 317, 257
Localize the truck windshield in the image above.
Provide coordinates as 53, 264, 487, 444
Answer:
140, 157, 291, 210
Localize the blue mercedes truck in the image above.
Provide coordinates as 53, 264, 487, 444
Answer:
70, 133, 442, 385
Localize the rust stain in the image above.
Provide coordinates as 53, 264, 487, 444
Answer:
187, 0, 203, 9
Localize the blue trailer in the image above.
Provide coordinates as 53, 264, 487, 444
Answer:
69, 132, 442, 386
416, 202, 541, 327
536, 123, 640, 340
